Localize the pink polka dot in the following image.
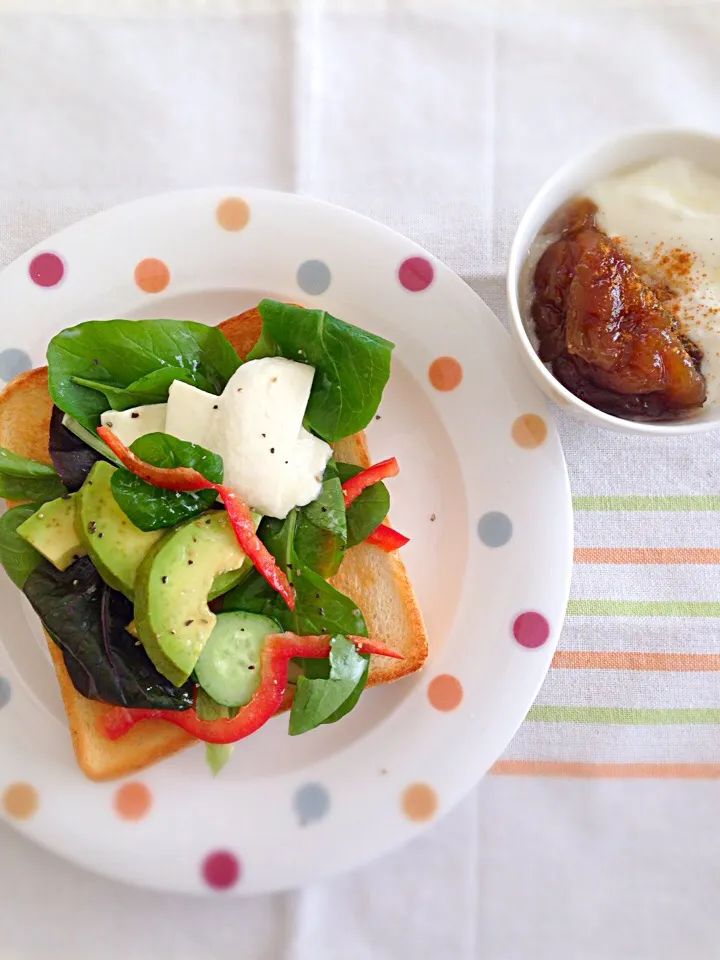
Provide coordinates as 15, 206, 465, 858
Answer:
29, 252, 64, 288
513, 612, 550, 649
202, 850, 240, 890
398, 256, 434, 292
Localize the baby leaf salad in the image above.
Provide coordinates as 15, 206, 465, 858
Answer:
0, 300, 409, 774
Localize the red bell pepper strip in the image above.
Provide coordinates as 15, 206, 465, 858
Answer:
97, 426, 294, 609
341, 457, 399, 507
102, 633, 403, 744
366, 523, 410, 551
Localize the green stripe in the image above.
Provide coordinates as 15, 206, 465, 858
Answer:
573, 495, 720, 511
568, 600, 720, 617
527, 705, 720, 724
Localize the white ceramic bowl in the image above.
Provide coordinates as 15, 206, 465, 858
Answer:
506, 128, 720, 436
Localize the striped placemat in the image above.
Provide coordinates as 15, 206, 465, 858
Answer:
492, 493, 720, 778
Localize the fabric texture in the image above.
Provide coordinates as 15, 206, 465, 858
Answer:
2, 3, 720, 958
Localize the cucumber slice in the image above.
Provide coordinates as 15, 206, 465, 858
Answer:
195, 612, 280, 707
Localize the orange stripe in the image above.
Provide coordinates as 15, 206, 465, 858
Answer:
491, 760, 720, 779
574, 547, 720, 564
552, 650, 720, 671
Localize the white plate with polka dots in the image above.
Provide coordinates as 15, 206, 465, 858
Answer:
0, 188, 572, 894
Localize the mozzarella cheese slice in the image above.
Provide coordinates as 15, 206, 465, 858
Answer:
211, 358, 331, 518
100, 403, 167, 448
164, 380, 221, 447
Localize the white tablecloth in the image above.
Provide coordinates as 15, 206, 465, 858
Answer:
3, 3, 720, 957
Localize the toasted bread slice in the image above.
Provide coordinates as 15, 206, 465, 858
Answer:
0, 307, 427, 779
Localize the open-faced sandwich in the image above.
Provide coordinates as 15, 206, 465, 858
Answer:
0, 300, 427, 779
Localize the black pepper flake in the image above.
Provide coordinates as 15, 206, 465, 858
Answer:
315, 593, 321, 599
131, 412, 139, 419
97, 532, 103, 539
430, 513, 436, 522
185, 619, 194, 626
270, 447, 275, 454
375, 415, 381, 420
262, 433, 266, 438
213, 404, 218, 410
287, 563, 293, 569
88, 521, 96, 533
92, 358, 99, 365
188, 559, 194, 565
321, 506, 327, 513
162, 576, 168, 584
237, 387, 243, 392
248, 665, 255, 670
205, 518, 211, 525
317, 607, 325, 616
285, 460, 289, 465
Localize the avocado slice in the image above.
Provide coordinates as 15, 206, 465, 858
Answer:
17, 495, 86, 571
134, 510, 257, 686
77, 461, 163, 599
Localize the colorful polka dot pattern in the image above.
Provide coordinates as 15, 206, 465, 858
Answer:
216, 196, 250, 231
2, 782, 38, 820
114, 782, 152, 820
513, 611, 550, 649
401, 783, 438, 821
297, 259, 331, 295
0, 676, 11, 710
29, 252, 64, 287
293, 782, 330, 826
511, 413, 547, 449
428, 356, 462, 391
4, 198, 559, 882
398, 256, 434, 292
134, 257, 170, 294
203, 850, 240, 890
428, 674, 463, 712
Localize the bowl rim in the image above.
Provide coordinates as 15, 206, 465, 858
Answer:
506, 125, 720, 436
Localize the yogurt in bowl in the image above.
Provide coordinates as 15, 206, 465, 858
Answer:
507, 129, 720, 435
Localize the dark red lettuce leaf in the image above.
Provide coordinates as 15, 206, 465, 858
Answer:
48, 405, 103, 492
23, 556, 193, 710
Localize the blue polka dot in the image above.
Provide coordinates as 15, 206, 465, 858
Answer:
293, 783, 330, 826
478, 511, 512, 547
0, 677, 10, 710
297, 259, 331, 295
0, 349, 32, 381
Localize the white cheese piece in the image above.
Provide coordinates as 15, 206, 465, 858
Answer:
100, 403, 167, 448
213, 358, 332, 518
164, 380, 221, 447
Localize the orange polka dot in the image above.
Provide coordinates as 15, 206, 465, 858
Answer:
216, 196, 250, 231
428, 674, 463, 711
114, 781, 152, 821
401, 782, 438, 822
134, 258, 170, 294
2, 782, 38, 820
428, 356, 462, 391
511, 413, 547, 449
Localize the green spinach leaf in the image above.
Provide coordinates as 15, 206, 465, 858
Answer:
0, 449, 67, 503
289, 635, 369, 735
224, 510, 366, 637
248, 300, 393, 441
0, 448, 59, 479
336, 461, 390, 547
0, 502, 43, 588
111, 433, 223, 531
73, 366, 214, 411
293, 460, 347, 577
23, 556, 193, 709
47, 319, 241, 430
